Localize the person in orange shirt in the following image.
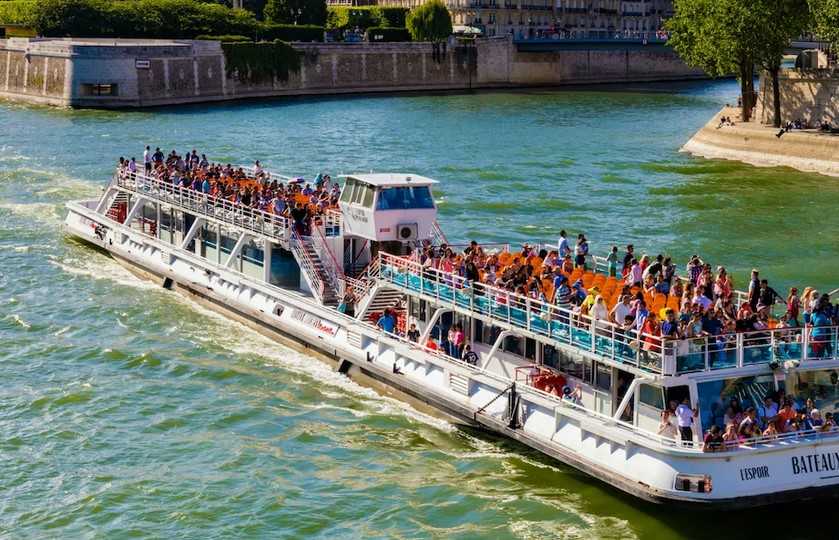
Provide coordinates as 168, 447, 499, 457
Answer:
776, 401, 797, 432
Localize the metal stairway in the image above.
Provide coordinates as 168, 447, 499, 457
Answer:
105, 192, 129, 223
361, 286, 405, 322
290, 233, 340, 307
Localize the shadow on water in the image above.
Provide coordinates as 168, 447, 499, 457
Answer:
460, 426, 837, 540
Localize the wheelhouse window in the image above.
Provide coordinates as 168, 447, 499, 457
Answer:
375, 186, 435, 210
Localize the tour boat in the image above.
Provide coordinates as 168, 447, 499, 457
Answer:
65, 165, 839, 508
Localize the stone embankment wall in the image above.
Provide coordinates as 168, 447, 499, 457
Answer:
682, 106, 839, 177
0, 37, 704, 108
755, 69, 839, 126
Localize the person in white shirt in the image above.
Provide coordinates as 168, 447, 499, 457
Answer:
610, 295, 632, 325
557, 229, 570, 258
675, 397, 698, 442
143, 145, 151, 173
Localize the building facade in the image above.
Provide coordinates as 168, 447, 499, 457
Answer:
352, 0, 672, 38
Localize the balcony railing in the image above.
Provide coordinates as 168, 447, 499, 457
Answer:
378, 252, 667, 375
377, 252, 839, 377
113, 170, 291, 243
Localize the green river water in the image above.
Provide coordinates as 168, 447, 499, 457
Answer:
1, 81, 838, 539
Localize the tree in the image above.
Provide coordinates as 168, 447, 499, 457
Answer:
666, 0, 810, 125
406, 0, 451, 43
809, 0, 839, 47
264, 0, 326, 26
753, 0, 811, 127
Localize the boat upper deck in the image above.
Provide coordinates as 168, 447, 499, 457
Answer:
376, 252, 839, 379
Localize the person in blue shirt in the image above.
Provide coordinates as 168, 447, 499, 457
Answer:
810, 304, 832, 358
201, 177, 211, 194
377, 309, 396, 334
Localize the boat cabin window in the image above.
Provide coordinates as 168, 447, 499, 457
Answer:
408, 297, 428, 323
503, 336, 521, 356
639, 384, 665, 410
594, 363, 611, 391
340, 179, 376, 208
542, 344, 559, 370
560, 355, 592, 383
524, 337, 536, 361
339, 179, 356, 203
375, 186, 435, 210
785, 369, 839, 417
697, 375, 777, 431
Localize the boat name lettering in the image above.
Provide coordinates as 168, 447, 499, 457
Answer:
348, 209, 368, 223
791, 451, 839, 475
739, 466, 770, 481
290, 309, 338, 336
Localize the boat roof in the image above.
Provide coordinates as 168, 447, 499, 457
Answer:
339, 173, 438, 188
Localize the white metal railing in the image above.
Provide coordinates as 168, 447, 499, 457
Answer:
377, 252, 667, 375
311, 224, 344, 297
674, 324, 839, 373
290, 231, 327, 302
114, 170, 291, 242
431, 220, 449, 246
343, 257, 381, 306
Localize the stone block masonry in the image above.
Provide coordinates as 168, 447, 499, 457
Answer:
0, 37, 705, 109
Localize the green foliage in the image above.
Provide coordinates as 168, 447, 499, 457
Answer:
366, 26, 411, 42
326, 6, 408, 31
666, 0, 812, 122
29, 0, 260, 38
263, 0, 326, 26
195, 33, 251, 41
260, 22, 323, 41
405, 0, 451, 43
809, 0, 839, 49
0, 1, 36, 26
377, 7, 408, 27
221, 39, 301, 83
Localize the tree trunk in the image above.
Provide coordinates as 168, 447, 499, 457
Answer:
739, 62, 752, 123
771, 66, 782, 128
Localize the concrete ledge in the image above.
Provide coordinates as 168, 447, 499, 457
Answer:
682, 107, 839, 177
0, 37, 704, 109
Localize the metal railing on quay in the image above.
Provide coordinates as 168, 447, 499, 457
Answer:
115, 170, 291, 242
377, 252, 667, 375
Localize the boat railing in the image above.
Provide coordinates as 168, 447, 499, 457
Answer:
673, 323, 839, 373
343, 257, 381, 310
114, 169, 292, 243
371, 323, 713, 452
377, 252, 668, 376
311, 223, 345, 296
322, 208, 343, 234
290, 231, 327, 302
431, 220, 449, 246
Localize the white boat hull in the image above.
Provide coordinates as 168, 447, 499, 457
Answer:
64, 199, 839, 508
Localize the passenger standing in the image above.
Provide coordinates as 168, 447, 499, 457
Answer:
675, 397, 698, 443
748, 269, 760, 310
143, 146, 152, 174
622, 244, 634, 276
606, 246, 619, 277
558, 230, 571, 259
574, 234, 589, 269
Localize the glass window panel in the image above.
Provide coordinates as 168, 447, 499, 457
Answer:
375, 186, 435, 210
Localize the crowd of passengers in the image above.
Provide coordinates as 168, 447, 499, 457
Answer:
667, 392, 839, 452
391, 232, 839, 369
117, 147, 341, 235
